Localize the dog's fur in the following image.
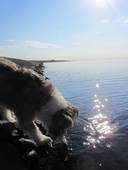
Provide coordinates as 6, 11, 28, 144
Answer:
0, 59, 78, 145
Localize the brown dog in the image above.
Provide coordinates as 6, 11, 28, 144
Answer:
0, 59, 78, 145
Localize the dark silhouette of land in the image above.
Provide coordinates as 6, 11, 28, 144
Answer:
31, 59, 69, 64
0, 56, 69, 69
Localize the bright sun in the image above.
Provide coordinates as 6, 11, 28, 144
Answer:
95, 0, 113, 8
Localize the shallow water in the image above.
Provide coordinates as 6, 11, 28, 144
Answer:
45, 60, 128, 169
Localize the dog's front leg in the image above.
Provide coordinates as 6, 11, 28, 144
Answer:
0, 106, 16, 123
18, 120, 53, 146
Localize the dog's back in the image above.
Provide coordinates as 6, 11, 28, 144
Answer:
0, 59, 54, 112
0, 59, 20, 108
0, 59, 56, 143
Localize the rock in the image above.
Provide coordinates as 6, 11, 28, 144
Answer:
52, 142, 69, 160
0, 120, 16, 141
19, 138, 37, 154
0, 143, 27, 170
0, 120, 71, 170
36, 142, 70, 170
26, 150, 38, 170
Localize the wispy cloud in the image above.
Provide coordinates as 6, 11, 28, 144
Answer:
24, 40, 61, 49
71, 42, 80, 47
118, 16, 128, 24
0, 40, 62, 49
100, 19, 110, 24
5, 39, 16, 42
123, 19, 128, 24
96, 31, 102, 35
100, 16, 128, 24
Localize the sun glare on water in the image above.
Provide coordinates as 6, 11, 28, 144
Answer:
83, 82, 116, 149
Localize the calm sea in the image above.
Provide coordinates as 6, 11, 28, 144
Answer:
46, 60, 128, 169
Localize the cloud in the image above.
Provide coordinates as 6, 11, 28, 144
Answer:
0, 40, 62, 49
24, 40, 61, 49
71, 42, 80, 47
100, 17, 128, 24
5, 39, 16, 42
96, 31, 102, 35
100, 19, 110, 24
123, 19, 128, 24
117, 16, 128, 24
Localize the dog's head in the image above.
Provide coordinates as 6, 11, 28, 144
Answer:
48, 102, 79, 139
38, 86, 79, 139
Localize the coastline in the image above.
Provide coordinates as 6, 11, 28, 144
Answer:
0, 56, 70, 69
30, 59, 70, 64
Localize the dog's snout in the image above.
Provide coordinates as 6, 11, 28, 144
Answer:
73, 107, 79, 117
67, 103, 79, 118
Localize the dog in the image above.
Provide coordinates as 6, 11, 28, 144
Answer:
0, 59, 79, 146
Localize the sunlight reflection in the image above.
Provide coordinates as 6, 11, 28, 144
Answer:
105, 98, 108, 102
96, 83, 100, 88
83, 82, 115, 149
94, 94, 97, 98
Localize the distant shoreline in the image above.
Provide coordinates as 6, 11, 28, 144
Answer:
0, 56, 70, 69
30, 59, 70, 64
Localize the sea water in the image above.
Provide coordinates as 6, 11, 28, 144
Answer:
45, 59, 128, 169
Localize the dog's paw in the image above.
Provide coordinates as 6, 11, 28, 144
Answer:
39, 136, 53, 147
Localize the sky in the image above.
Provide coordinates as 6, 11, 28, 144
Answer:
0, 0, 128, 60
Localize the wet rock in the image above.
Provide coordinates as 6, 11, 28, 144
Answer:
19, 138, 37, 154
0, 120, 71, 170
0, 120, 16, 141
0, 143, 27, 170
26, 150, 38, 170
36, 142, 70, 170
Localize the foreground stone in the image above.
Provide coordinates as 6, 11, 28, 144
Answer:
0, 121, 72, 170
